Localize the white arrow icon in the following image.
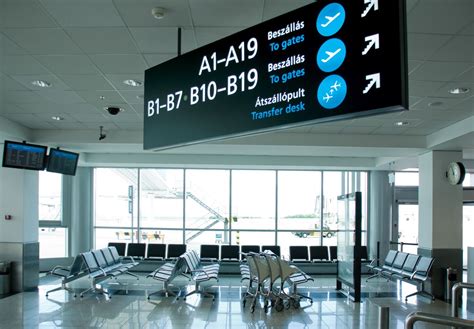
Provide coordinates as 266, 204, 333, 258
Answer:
363, 73, 381, 94
362, 34, 379, 55
361, 0, 379, 18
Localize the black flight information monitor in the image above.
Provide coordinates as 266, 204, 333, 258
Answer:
144, 0, 407, 150
2, 140, 47, 170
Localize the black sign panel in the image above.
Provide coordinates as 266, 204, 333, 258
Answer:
2, 140, 47, 170
144, 0, 407, 150
46, 148, 79, 176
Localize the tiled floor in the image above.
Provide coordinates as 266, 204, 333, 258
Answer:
0, 274, 472, 328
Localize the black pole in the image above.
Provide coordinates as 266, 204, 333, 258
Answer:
377, 241, 380, 266
177, 27, 182, 56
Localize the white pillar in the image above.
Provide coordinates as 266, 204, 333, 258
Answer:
0, 166, 39, 292
418, 150, 463, 299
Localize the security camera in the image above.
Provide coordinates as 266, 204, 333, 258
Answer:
99, 126, 106, 141
105, 106, 123, 115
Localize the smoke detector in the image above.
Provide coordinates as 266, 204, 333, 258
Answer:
151, 7, 165, 19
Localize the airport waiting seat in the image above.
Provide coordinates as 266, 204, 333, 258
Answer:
289, 246, 309, 262
403, 256, 435, 301
200, 244, 219, 261
127, 243, 146, 259
147, 244, 166, 260
108, 242, 126, 256
46, 255, 85, 297
220, 245, 240, 262
366, 249, 398, 281
329, 246, 338, 262
380, 252, 409, 278
391, 254, 420, 279
309, 246, 330, 262
240, 245, 260, 260
262, 245, 281, 257
167, 244, 187, 260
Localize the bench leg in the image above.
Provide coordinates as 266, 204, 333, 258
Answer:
124, 271, 140, 280
184, 282, 215, 301
147, 282, 179, 300
405, 282, 435, 302
365, 272, 381, 282
80, 282, 110, 299
46, 282, 77, 298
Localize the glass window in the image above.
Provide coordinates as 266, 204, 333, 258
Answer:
39, 227, 66, 258
322, 171, 342, 236
139, 169, 184, 229
464, 205, 474, 267
463, 173, 473, 187
39, 171, 62, 221
231, 231, 275, 246
231, 170, 276, 230
94, 168, 138, 228
395, 172, 419, 186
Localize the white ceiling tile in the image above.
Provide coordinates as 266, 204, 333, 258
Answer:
144, 54, 175, 68
75, 90, 125, 104
190, 0, 264, 27
412, 96, 467, 110
0, 33, 27, 55
129, 27, 196, 53
3, 28, 82, 55
38, 90, 86, 104
459, 22, 474, 35
105, 74, 145, 91
403, 127, 439, 136
1, 55, 50, 75
408, 0, 474, 34
406, 0, 420, 13
431, 36, 474, 62
11, 74, 70, 91
408, 60, 424, 75
114, 0, 192, 27
340, 126, 378, 134
308, 125, 343, 134
350, 118, 385, 127
450, 96, 474, 111
65, 27, 139, 54
410, 61, 472, 82
0, 0, 57, 28
283, 126, 311, 134
33, 113, 77, 121
118, 90, 144, 105
82, 122, 119, 130
115, 122, 142, 130
263, 0, 313, 20
4, 90, 45, 104
90, 54, 148, 74
407, 33, 451, 61
58, 74, 115, 91
15, 101, 70, 114
195, 27, 245, 47
41, 0, 125, 27
453, 67, 474, 83
49, 121, 88, 129
1, 74, 28, 91
51, 103, 104, 115
35, 55, 99, 75
370, 127, 409, 135
409, 80, 447, 97
69, 113, 110, 123
415, 119, 458, 130
409, 96, 424, 107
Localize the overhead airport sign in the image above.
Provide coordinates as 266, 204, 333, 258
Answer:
144, 0, 407, 150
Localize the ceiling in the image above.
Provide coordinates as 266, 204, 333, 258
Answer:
0, 0, 473, 170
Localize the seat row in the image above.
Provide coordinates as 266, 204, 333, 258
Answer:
366, 250, 435, 301
107, 242, 367, 263
46, 247, 138, 298
147, 249, 220, 301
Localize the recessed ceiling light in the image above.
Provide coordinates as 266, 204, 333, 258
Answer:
136, 94, 144, 100
428, 101, 443, 107
123, 79, 142, 87
51, 116, 64, 121
99, 95, 106, 100
31, 80, 51, 88
448, 87, 470, 95
151, 7, 165, 19
394, 121, 409, 126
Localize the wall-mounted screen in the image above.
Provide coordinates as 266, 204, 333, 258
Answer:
144, 0, 408, 150
2, 140, 48, 171
46, 148, 79, 176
